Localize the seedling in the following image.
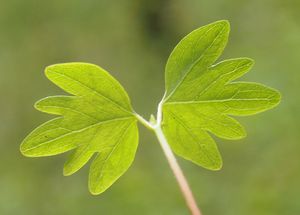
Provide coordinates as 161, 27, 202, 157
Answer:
20, 20, 281, 215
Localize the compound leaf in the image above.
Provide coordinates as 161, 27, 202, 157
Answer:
20, 63, 139, 195
162, 20, 281, 170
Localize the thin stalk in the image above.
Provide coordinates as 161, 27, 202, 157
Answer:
135, 110, 202, 215
135, 113, 153, 130
153, 125, 201, 215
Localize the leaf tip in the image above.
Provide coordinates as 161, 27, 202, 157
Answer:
215, 19, 230, 31
205, 20, 230, 38
233, 125, 247, 140
88, 183, 105, 196
243, 57, 255, 66
88, 173, 112, 195
209, 159, 223, 171
44, 64, 55, 78
270, 88, 282, 107
20, 137, 30, 156
218, 19, 230, 26
260, 85, 282, 111
19, 142, 34, 157
63, 167, 73, 177
19, 143, 27, 156
63, 161, 83, 176
44, 63, 70, 80
89, 189, 100, 196
193, 152, 223, 171
33, 99, 43, 111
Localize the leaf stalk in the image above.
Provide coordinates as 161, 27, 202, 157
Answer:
135, 103, 202, 215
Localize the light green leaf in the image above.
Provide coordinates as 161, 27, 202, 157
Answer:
162, 20, 281, 170
20, 63, 139, 194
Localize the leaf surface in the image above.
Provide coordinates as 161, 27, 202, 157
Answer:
20, 63, 138, 194
162, 20, 281, 170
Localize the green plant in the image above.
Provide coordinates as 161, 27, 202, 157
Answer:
20, 20, 280, 215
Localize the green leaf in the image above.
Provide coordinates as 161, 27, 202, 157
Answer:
162, 20, 281, 170
20, 63, 139, 195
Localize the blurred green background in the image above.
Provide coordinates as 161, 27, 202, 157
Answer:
0, 0, 299, 214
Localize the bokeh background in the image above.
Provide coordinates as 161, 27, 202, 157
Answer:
0, 0, 299, 214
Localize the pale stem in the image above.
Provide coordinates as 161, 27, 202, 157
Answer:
153, 125, 201, 215
135, 110, 202, 215
135, 113, 153, 130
